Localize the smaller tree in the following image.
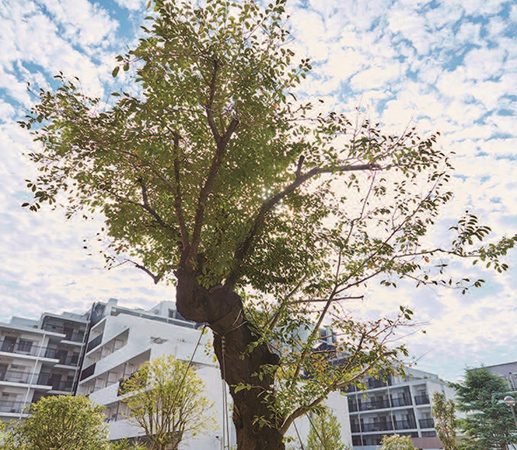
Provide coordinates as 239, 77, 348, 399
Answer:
119, 355, 214, 450
380, 434, 416, 450
452, 367, 517, 450
432, 391, 457, 450
3, 395, 108, 450
306, 407, 345, 450
110, 439, 148, 450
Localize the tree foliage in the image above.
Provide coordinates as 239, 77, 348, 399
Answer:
432, 391, 457, 450
2, 395, 108, 450
306, 407, 345, 450
452, 368, 517, 450
20, 0, 516, 448
119, 355, 214, 450
380, 434, 416, 450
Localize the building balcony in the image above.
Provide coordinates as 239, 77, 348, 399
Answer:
393, 419, 417, 430
0, 369, 53, 387
419, 418, 435, 429
362, 422, 393, 432
87, 334, 103, 353
0, 400, 27, 415
0, 341, 58, 359
391, 396, 413, 407
36, 372, 73, 392
366, 379, 391, 389
80, 363, 96, 381
56, 354, 80, 367
414, 394, 430, 405
62, 331, 85, 343
349, 398, 391, 412
0, 369, 33, 384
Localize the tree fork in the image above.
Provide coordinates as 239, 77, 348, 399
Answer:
175, 270, 285, 450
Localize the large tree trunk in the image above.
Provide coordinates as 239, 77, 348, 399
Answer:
175, 269, 285, 450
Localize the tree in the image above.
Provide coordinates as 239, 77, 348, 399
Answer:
118, 355, 214, 450
306, 408, 345, 450
452, 368, 517, 450
110, 439, 148, 450
21, 0, 516, 449
432, 391, 457, 450
3, 395, 108, 450
380, 434, 416, 450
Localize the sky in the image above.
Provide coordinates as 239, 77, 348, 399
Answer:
0, 0, 516, 382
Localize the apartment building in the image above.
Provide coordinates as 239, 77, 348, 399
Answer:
0, 311, 87, 420
75, 298, 233, 448
0, 299, 353, 448
346, 368, 455, 450
483, 361, 517, 391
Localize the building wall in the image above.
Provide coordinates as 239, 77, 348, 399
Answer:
483, 361, 517, 391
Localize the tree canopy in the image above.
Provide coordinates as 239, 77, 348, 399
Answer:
380, 434, 416, 450
452, 368, 517, 450
3, 395, 108, 450
119, 355, 214, 450
306, 407, 346, 450
432, 391, 457, 450
21, 0, 516, 449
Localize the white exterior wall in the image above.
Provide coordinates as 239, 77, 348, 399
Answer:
78, 305, 235, 449
81, 301, 353, 450
284, 391, 353, 448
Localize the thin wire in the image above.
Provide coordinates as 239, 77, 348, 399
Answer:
220, 336, 231, 450
168, 324, 207, 412
293, 420, 306, 450
307, 412, 328, 450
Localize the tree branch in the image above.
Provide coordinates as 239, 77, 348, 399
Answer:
206, 59, 220, 143
125, 259, 164, 284
226, 161, 380, 285
172, 134, 190, 250
137, 178, 168, 229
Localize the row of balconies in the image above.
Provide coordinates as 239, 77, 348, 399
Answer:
0, 369, 74, 392
351, 418, 435, 433
348, 394, 429, 412
0, 341, 55, 358
0, 343, 80, 368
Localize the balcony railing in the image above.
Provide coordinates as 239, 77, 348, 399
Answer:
394, 419, 417, 430
391, 396, 413, 407
57, 354, 80, 366
362, 422, 393, 432
419, 418, 435, 428
36, 373, 73, 392
63, 331, 85, 343
414, 394, 430, 405
0, 401, 27, 414
0, 369, 33, 384
349, 398, 391, 412
366, 379, 391, 389
80, 363, 96, 381
0, 341, 58, 358
86, 334, 103, 352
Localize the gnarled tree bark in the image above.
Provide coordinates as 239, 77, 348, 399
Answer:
175, 269, 285, 450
